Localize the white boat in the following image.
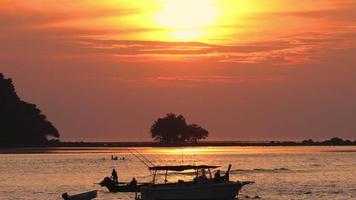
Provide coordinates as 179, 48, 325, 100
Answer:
139, 165, 254, 200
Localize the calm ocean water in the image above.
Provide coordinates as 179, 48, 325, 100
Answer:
0, 146, 355, 200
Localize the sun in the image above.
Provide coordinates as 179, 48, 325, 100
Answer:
155, 0, 219, 41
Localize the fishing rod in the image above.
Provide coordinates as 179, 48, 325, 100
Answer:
128, 149, 155, 170
131, 148, 155, 167
128, 149, 151, 168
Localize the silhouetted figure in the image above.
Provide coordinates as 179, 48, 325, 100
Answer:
193, 169, 208, 183
130, 178, 137, 186
111, 155, 118, 160
214, 170, 221, 182
111, 169, 118, 183
199, 169, 207, 179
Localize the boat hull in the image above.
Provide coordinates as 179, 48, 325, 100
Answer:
63, 190, 97, 200
108, 184, 141, 193
140, 182, 242, 200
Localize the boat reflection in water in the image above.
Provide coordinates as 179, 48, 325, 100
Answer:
139, 164, 254, 200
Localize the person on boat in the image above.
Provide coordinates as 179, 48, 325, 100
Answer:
129, 178, 137, 186
111, 169, 118, 183
214, 170, 221, 182
202, 169, 207, 178
194, 169, 208, 183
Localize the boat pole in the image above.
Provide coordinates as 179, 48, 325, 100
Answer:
208, 168, 212, 180
164, 170, 168, 184
152, 170, 157, 184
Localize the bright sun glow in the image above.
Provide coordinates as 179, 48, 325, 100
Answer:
155, 0, 219, 41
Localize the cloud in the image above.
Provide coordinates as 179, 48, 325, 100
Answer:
151, 75, 288, 84
1, 0, 356, 67
108, 75, 289, 88
259, 7, 356, 23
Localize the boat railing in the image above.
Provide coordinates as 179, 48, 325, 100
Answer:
148, 164, 232, 185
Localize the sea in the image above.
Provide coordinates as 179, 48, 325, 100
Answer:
0, 146, 355, 200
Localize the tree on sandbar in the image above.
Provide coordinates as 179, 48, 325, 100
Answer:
150, 113, 208, 145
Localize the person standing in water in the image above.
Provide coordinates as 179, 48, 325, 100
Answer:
111, 169, 118, 183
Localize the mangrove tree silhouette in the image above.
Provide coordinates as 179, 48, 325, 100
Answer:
0, 73, 59, 146
150, 113, 208, 145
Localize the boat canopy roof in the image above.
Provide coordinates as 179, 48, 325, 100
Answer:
149, 165, 220, 171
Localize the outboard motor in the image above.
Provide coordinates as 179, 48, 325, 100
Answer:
100, 177, 117, 192
61, 193, 69, 200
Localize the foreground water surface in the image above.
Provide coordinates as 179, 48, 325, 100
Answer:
0, 146, 355, 200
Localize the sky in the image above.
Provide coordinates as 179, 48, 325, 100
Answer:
0, 0, 356, 141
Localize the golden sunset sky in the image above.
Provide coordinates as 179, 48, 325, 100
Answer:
1, 0, 355, 141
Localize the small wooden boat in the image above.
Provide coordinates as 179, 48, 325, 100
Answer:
62, 190, 97, 200
99, 177, 147, 192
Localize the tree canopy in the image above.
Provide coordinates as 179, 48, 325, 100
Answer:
0, 73, 59, 146
150, 113, 208, 145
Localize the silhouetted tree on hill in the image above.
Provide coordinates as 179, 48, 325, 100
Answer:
0, 73, 59, 146
150, 113, 208, 145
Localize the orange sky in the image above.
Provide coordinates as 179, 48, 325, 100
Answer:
1, 0, 356, 141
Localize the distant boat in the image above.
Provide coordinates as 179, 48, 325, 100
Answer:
138, 164, 254, 200
62, 190, 97, 200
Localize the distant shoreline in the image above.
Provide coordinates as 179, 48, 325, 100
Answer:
1, 138, 355, 148
0, 144, 355, 154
